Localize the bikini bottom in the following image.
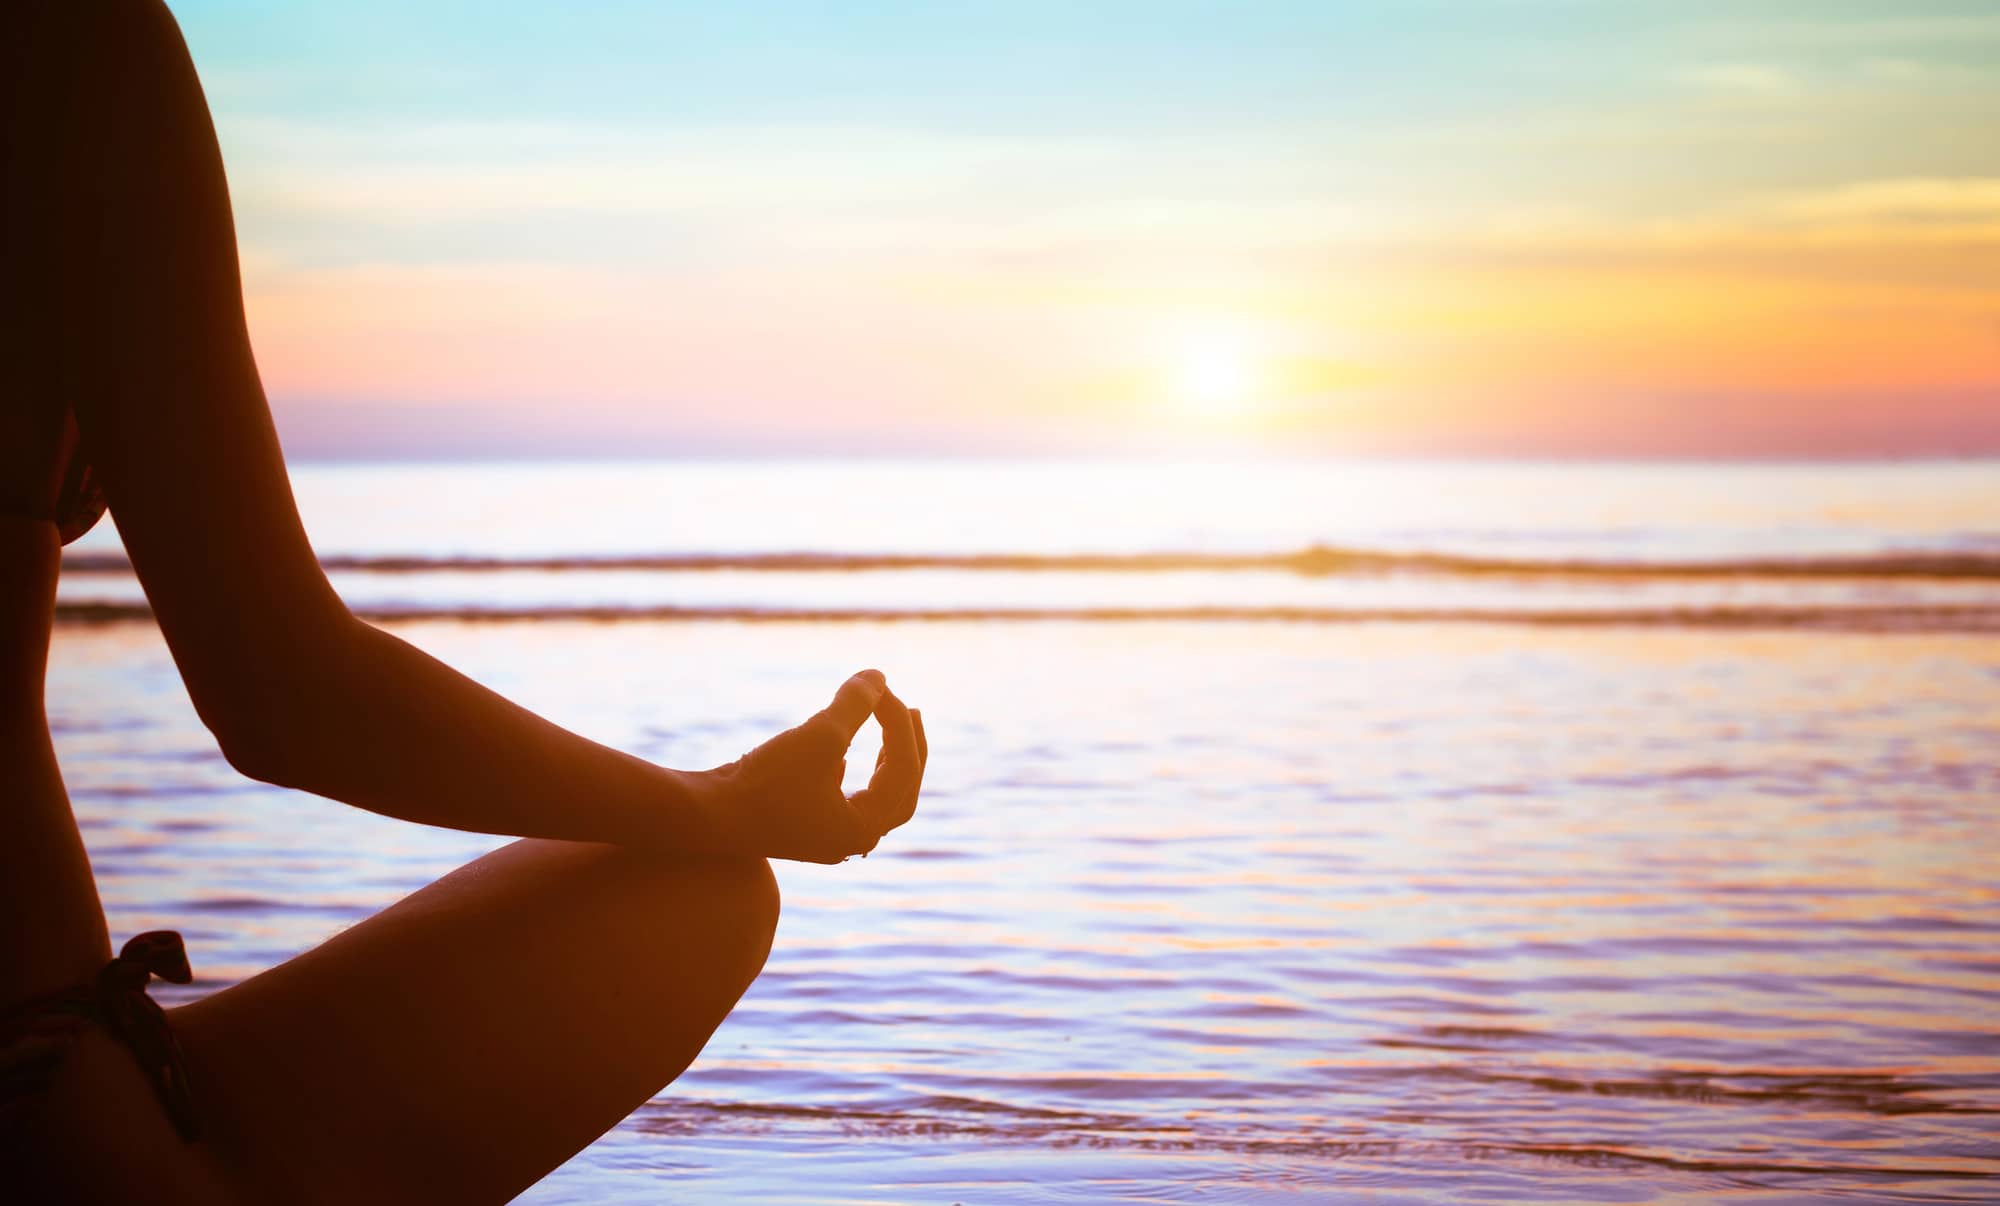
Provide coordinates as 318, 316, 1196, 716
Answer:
0, 931, 201, 1142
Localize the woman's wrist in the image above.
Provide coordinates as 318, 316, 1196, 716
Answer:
660, 763, 740, 855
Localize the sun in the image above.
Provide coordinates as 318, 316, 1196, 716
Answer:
1171, 329, 1264, 421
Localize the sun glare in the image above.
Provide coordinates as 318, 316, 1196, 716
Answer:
1172, 330, 1264, 421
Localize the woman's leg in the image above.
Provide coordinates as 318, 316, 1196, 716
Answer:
170, 839, 779, 1206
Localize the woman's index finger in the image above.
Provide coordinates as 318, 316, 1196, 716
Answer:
819, 669, 887, 744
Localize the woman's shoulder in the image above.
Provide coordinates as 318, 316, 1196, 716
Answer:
6, 0, 214, 216
8, 0, 193, 92
13, 0, 182, 36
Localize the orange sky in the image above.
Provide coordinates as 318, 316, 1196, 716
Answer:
176, 2, 2000, 458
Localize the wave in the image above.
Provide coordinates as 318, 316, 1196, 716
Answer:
626, 1084, 1994, 1179
54, 600, 2000, 632
57, 545, 2000, 580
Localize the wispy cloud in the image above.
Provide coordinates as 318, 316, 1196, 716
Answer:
1673, 62, 1805, 100
1755, 177, 2000, 226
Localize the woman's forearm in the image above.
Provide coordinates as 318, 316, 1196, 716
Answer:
217, 612, 728, 852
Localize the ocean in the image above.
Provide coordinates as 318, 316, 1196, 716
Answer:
48, 458, 2000, 1203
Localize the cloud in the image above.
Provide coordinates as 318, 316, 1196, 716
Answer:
1674, 62, 1805, 99
1756, 177, 2000, 225
221, 117, 1241, 221
1444, 177, 2000, 256
217, 114, 1386, 285
1857, 57, 1932, 83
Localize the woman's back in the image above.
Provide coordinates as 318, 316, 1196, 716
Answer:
1, 0, 123, 1018
0, 518, 113, 1016
3, 3, 111, 548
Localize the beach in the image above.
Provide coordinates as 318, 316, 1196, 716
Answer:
50, 459, 2000, 1203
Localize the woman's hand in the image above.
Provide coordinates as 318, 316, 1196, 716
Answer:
700, 670, 929, 864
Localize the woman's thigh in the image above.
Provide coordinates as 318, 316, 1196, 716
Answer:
171, 839, 779, 1206
4, 1024, 232, 1205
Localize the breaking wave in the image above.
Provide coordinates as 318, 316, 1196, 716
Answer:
53, 600, 2000, 631
57, 545, 2000, 580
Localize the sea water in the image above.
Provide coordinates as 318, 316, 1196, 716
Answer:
48, 459, 2000, 1202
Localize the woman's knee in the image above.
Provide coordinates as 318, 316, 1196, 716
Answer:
609, 851, 779, 988
698, 855, 781, 974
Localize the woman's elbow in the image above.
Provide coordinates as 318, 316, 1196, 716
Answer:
204, 693, 304, 788
191, 618, 357, 790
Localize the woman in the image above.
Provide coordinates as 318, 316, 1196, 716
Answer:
2, 1, 929, 1201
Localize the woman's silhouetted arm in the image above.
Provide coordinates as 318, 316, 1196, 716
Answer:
38, 0, 922, 862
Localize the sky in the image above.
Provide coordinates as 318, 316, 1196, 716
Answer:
169, 0, 2000, 459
